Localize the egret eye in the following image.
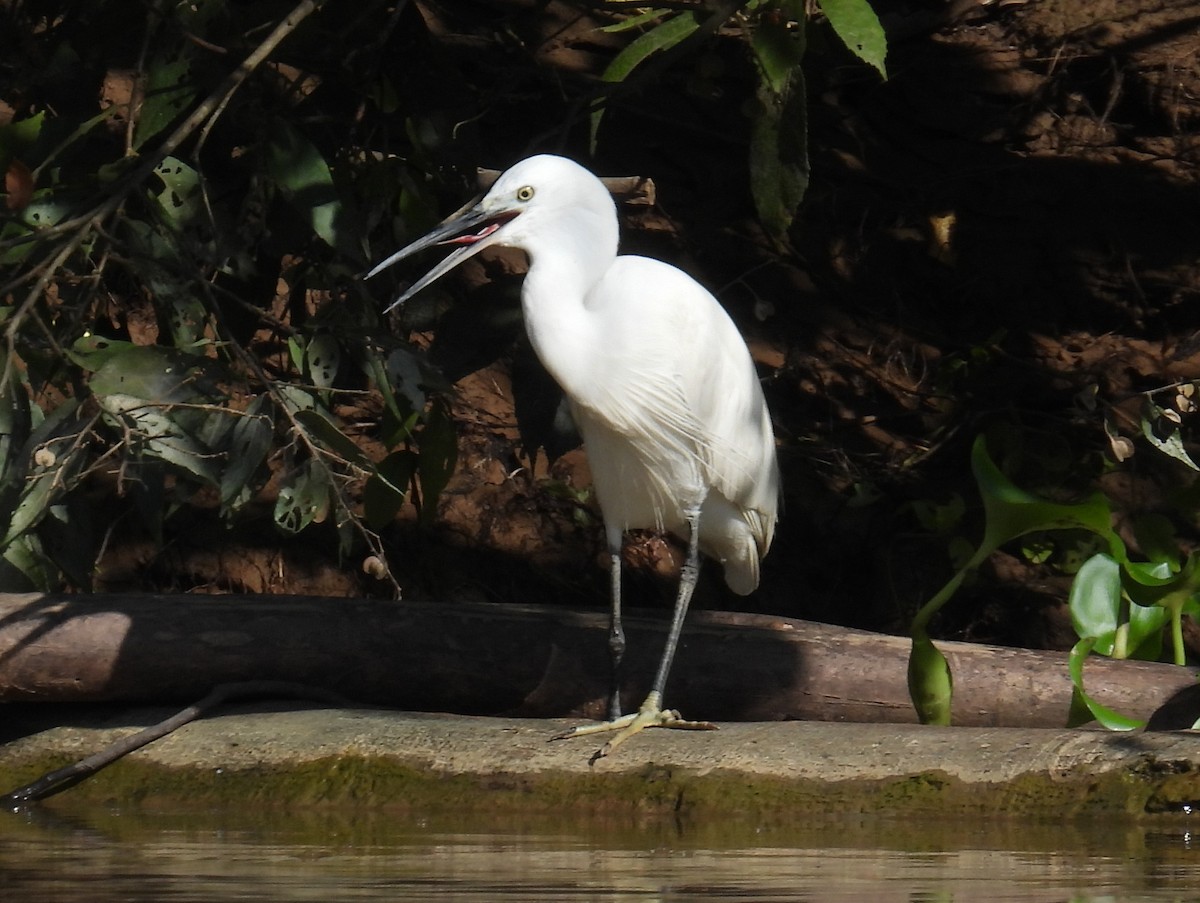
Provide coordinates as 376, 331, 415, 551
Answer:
516, 185, 535, 202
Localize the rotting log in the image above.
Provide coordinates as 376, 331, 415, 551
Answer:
0, 592, 1194, 728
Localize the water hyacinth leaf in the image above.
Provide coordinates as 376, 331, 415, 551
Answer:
1067, 637, 1144, 731
972, 436, 1123, 562
264, 120, 349, 253
907, 630, 953, 726
817, 0, 887, 77
1068, 552, 1123, 648
274, 459, 332, 534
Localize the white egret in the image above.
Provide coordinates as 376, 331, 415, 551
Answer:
366, 154, 779, 759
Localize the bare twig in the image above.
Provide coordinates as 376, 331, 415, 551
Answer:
1, 681, 354, 806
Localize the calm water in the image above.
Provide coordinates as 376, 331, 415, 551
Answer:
1, 805, 1197, 902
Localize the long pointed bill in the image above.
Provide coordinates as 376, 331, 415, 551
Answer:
364, 202, 519, 313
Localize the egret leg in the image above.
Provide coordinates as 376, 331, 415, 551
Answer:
552, 507, 716, 760
607, 546, 626, 720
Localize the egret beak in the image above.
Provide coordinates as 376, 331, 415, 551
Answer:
364, 200, 520, 313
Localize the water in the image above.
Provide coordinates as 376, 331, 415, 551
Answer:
2, 805, 1198, 901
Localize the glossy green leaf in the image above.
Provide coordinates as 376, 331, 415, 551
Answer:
908, 630, 953, 725
972, 436, 1123, 563
817, 0, 887, 77
1068, 552, 1123, 644
1067, 637, 1145, 731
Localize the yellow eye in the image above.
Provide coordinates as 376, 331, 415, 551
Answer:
516, 185, 535, 202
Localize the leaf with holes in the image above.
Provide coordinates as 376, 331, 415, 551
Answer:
275, 458, 332, 534
817, 0, 887, 77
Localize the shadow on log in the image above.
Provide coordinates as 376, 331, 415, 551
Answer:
0, 592, 1195, 728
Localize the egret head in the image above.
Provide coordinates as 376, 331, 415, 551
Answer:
365, 155, 618, 311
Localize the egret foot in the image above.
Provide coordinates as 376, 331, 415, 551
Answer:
550, 691, 717, 762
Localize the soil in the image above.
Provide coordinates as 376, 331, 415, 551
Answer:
90, 0, 1200, 657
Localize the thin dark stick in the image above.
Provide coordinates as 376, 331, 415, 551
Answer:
1, 680, 352, 806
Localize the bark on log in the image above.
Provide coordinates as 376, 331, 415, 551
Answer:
0, 592, 1194, 728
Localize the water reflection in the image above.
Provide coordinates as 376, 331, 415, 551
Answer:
1, 805, 1196, 901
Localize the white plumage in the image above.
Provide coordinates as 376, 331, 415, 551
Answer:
367, 154, 779, 757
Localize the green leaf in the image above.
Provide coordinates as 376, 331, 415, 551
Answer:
1141, 412, 1200, 470
135, 55, 198, 149
416, 401, 458, 524
0, 534, 53, 591
305, 333, 341, 389
294, 408, 370, 467
1068, 552, 1123, 647
1066, 637, 1145, 730
149, 156, 203, 227
220, 397, 273, 510
1, 401, 87, 548
0, 112, 46, 165
364, 449, 417, 529
817, 0, 887, 78
750, 12, 805, 95
749, 68, 809, 242
908, 630, 953, 725
264, 120, 349, 252
591, 12, 701, 149
274, 459, 332, 534
972, 436, 1123, 564
747, 14, 808, 243
601, 11, 700, 83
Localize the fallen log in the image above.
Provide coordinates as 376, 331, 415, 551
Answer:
0, 592, 1194, 728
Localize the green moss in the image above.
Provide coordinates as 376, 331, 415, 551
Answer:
4, 750, 1199, 824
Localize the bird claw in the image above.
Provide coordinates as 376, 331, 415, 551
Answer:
550, 693, 718, 761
